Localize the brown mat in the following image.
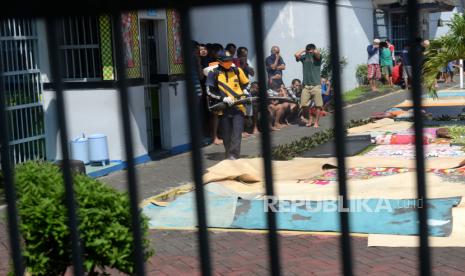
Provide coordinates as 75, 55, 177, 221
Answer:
347, 118, 412, 135
203, 157, 465, 201
395, 99, 465, 108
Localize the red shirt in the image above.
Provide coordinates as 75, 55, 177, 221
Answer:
389, 44, 395, 54
392, 65, 401, 84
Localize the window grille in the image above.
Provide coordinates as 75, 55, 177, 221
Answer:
58, 16, 102, 81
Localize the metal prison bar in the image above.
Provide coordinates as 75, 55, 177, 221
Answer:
327, 1, 352, 275
0, 0, 430, 275
407, 0, 431, 274
45, 18, 85, 276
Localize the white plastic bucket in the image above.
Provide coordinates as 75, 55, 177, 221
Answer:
70, 136, 89, 164
88, 134, 109, 166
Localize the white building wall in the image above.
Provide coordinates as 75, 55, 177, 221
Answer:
429, 8, 458, 39
43, 87, 149, 161
36, 19, 149, 161
191, 0, 374, 90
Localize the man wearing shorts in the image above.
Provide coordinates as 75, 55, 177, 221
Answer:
402, 43, 412, 89
295, 44, 323, 128
367, 38, 381, 92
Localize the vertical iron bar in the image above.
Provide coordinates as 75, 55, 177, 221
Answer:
7, 18, 11, 38
251, 2, 281, 275
327, 1, 353, 275
89, 18, 96, 78
8, 77, 15, 142
34, 105, 38, 137
22, 40, 26, 71
41, 137, 45, 160
13, 39, 18, 74
3, 29, 9, 74
407, 0, 431, 275
12, 43, 20, 106
111, 12, 146, 276
75, 17, 82, 78
18, 40, 23, 71
18, 78, 24, 139
62, 19, 70, 79
178, 8, 212, 276
25, 141, 29, 161
14, 78, 20, 139
81, 17, 88, 78
0, 32, 24, 276
12, 18, 16, 38
45, 17, 84, 276
69, 19, 76, 79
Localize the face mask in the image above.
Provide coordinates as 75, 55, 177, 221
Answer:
221, 61, 233, 69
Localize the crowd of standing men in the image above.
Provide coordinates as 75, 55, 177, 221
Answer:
366, 37, 462, 91
191, 42, 331, 159
189, 37, 462, 159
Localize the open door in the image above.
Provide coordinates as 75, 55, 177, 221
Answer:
140, 19, 162, 152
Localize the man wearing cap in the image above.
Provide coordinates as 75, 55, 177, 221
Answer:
206, 51, 250, 160
367, 39, 381, 92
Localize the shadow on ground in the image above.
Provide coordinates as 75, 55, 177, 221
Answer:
205, 152, 249, 161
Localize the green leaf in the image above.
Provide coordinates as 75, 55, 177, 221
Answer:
12, 161, 154, 275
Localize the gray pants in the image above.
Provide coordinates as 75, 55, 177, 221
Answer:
220, 110, 244, 159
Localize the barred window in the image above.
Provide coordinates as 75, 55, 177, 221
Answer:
391, 13, 408, 56
59, 16, 102, 81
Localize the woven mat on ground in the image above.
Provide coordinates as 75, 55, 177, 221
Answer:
348, 118, 412, 135
368, 200, 465, 247
364, 145, 465, 158
374, 134, 434, 145
141, 157, 465, 206
202, 157, 465, 201
395, 99, 465, 107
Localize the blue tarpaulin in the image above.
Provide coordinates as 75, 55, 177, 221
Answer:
143, 191, 460, 237
231, 197, 461, 237
143, 191, 237, 228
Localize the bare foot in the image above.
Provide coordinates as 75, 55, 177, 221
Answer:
313, 123, 319, 128
242, 132, 251, 138
213, 138, 223, 145
271, 126, 280, 131
253, 128, 260, 134
306, 118, 314, 127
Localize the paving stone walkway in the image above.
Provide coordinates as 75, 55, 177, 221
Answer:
144, 230, 465, 276
3, 222, 465, 275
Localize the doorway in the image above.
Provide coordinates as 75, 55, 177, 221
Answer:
140, 19, 162, 152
